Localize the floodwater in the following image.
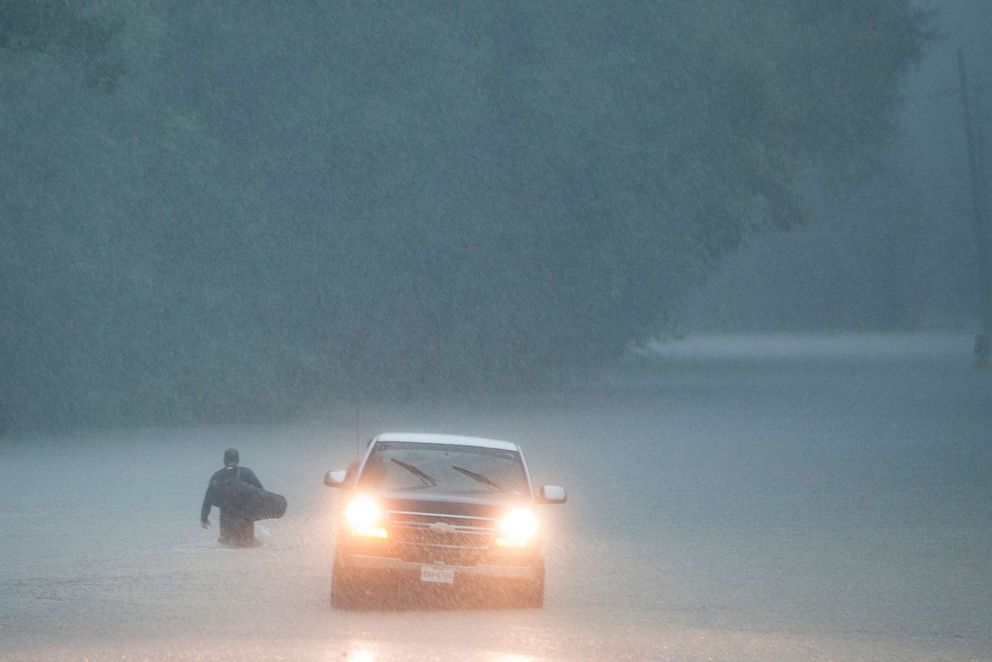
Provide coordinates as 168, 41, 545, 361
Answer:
2, 332, 990, 660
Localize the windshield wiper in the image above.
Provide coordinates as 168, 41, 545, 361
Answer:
451, 465, 504, 492
390, 458, 437, 486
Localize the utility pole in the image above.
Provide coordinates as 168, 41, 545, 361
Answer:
958, 50, 992, 367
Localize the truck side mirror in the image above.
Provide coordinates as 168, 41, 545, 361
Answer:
323, 469, 349, 488
537, 484, 567, 504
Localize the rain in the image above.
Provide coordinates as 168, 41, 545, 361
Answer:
1, 2, 990, 660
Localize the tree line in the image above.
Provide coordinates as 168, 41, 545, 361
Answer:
0, 1, 930, 429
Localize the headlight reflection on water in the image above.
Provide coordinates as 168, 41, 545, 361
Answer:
337, 644, 533, 662
341, 646, 376, 662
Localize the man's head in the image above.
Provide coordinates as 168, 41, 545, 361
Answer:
224, 448, 239, 466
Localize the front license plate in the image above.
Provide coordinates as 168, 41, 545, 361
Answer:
420, 564, 455, 584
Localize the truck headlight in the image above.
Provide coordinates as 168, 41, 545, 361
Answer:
344, 494, 388, 539
496, 508, 539, 547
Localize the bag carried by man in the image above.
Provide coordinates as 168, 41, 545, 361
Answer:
211, 467, 287, 521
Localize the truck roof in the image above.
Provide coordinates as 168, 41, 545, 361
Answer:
374, 432, 520, 452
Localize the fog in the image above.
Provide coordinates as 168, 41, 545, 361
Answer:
0, 1, 954, 430
2, 1, 991, 660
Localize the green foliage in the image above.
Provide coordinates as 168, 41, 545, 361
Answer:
0, 1, 930, 429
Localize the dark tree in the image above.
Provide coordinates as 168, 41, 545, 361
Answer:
0, 1, 930, 429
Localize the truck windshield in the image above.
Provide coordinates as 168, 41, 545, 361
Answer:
357, 442, 529, 497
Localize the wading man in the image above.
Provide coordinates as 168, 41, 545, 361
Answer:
200, 448, 264, 547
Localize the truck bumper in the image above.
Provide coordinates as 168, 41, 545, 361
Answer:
341, 552, 538, 580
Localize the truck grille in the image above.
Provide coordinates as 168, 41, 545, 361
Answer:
386, 510, 495, 549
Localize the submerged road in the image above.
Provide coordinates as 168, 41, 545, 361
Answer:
1, 332, 990, 660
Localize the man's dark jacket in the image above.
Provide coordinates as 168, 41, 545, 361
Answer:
201, 465, 263, 522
